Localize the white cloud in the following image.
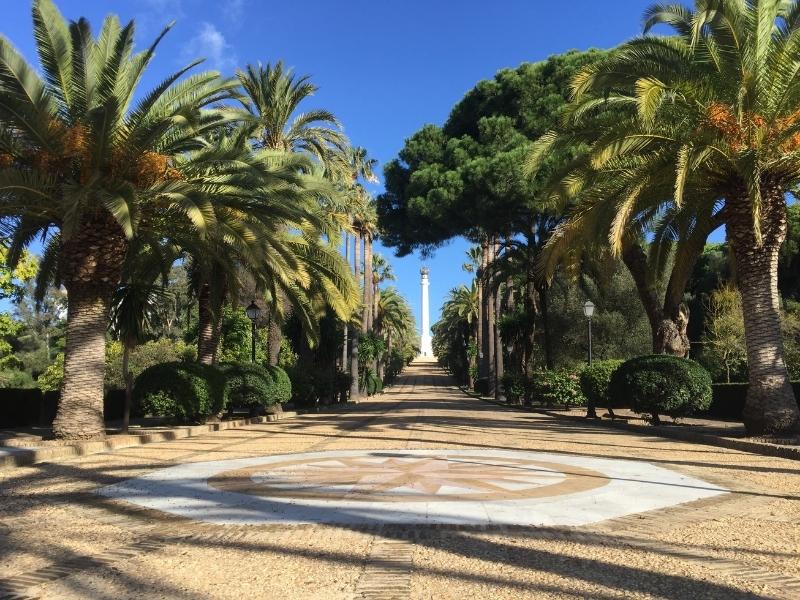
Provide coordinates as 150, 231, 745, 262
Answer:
226, 0, 246, 25
182, 22, 237, 72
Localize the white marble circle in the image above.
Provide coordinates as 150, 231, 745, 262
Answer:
97, 449, 727, 526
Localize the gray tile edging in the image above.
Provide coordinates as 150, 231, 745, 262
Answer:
0, 411, 300, 470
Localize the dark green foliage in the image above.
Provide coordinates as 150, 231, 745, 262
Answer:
363, 370, 383, 396
610, 355, 712, 422
579, 360, 624, 409
222, 363, 291, 410
286, 366, 346, 408
780, 204, 800, 301
133, 362, 225, 423
501, 371, 527, 405
709, 382, 800, 420
379, 50, 608, 255
336, 370, 352, 402
530, 369, 586, 407
474, 377, 489, 396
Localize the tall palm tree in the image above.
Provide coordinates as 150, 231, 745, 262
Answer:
462, 245, 485, 382
0, 1, 237, 439
374, 286, 414, 380
372, 253, 395, 328
236, 61, 350, 364
446, 283, 479, 387
336, 147, 378, 374
528, 0, 800, 434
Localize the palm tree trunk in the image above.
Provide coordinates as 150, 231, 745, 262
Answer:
350, 231, 362, 401
728, 186, 800, 435
342, 232, 349, 370
52, 213, 127, 440
363, 235, 373, 333
268, 319, 282, 365
478, 237, 489, 381
197, 283, 215, 365
52, 292, 111, 439
122, 340, 132, 434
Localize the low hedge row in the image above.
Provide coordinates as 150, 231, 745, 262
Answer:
501, 370, 585, 407
0, 388, 129, 428
133, 361, 292, 423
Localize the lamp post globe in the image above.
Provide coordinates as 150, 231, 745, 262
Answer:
245, 301, 261, 362
583, 300, 595, 319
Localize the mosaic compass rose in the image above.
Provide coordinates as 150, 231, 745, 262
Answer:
208, 452, 609, 502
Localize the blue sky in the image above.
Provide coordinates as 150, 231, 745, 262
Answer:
4, 0, 659, 330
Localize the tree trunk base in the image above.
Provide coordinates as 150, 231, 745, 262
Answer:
743, 378, 800, 435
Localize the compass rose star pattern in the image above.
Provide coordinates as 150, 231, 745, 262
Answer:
210, 453, 609, 502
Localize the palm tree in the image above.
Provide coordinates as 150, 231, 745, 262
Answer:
446, 284, 479, 387
335, 147, 378, 372
462, 245, 485, 382
236, 61, 350, 364
0, 1, 237, 439
372, 253, 395, 328
528, 0, 800, 435
374, 286, 414, 380
237, 61, 347, 162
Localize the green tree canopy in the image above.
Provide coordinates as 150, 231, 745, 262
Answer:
378, 50, 607, 255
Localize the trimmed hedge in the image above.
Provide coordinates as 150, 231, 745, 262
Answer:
610, 355, 712, 423
133, 362, 225, 423
531, 369, 586, 407
579, 360, 624, 413
221, 363, 291, 410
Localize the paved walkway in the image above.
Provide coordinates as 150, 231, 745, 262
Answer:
1, 360, 799, 599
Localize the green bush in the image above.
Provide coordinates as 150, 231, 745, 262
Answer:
221, 363, 291, 410
531, 369, 586, 407
105, 339, 195, 390
366, 372, 383, 396
579, 360, 624, 411
133, 362, 225, 423
502, 371, 526, 404
610, 355, 712, 423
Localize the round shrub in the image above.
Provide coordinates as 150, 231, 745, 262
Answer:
579, 360, 624, 410
133, 362, 225, 423
609, 355, 712, 423
222, 363, 291, 410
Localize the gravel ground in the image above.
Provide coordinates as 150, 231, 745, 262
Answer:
1, 360, 798, 599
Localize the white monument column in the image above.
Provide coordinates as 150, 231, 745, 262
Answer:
420, 267, 433, 357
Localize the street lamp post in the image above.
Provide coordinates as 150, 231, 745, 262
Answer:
245, 301, 261, 363
583, 300, 596, 418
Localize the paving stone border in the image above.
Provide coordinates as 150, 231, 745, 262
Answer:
0, 411, 299, 470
